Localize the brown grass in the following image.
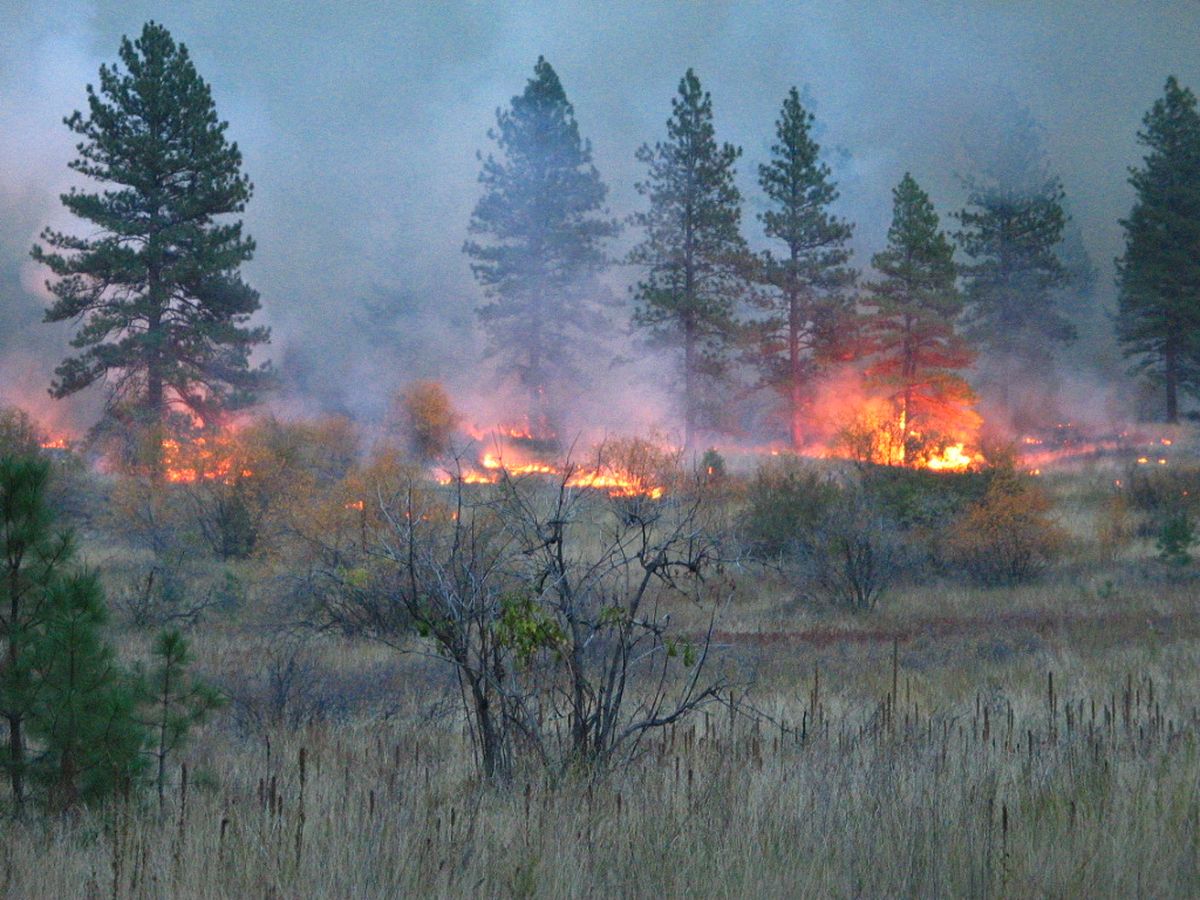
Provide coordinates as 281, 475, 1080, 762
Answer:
4, 464, 1200, 897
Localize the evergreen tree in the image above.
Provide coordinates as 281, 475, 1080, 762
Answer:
955, 114, 1075, 402
0, 456, 73, 814
135, 629, 222, 807
465, 57, 618, 434
31, 22, 270, 451
630, 69, 749, 449
29, 571, 146, 813
861, 175, 975, 461
753, 88, 856, 449
1116, 76, 1200, 422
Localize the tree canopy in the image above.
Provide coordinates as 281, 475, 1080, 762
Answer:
1117, 76, 1200, 422
751, 87, 856, 449
465, 56, 618, 435
629, 69, 749, 448
31, 21, 270, 446
861, 174, 975, 459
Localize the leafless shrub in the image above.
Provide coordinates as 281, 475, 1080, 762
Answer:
108, 555, 231, 628
796, 487, 900, 612
313, 455, 731, 779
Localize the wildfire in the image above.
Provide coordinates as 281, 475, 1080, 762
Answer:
40, 436, 70, 451
924, 443, 976, 471
161, 434, 251, 484
436, 430, 667, 500
440, 456, 665, 500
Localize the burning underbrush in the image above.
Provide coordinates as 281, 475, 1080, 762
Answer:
436, 427, 674, 499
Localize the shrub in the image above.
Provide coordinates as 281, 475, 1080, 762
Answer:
1156, 513, 1196, 566
945, 469, 1067, 585
798, 487, 901, 612
739, 458, 839, 559
860, 464, 993, 530
1125, 464, 1200, 524
393, 381, 458, 462
1095, 491, 1134, 563
700, 448, 726, 480
0, 406, 44, 457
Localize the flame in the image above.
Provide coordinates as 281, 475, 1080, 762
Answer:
924, 443, 976, 471
161, 432, 250, 484
40, 436, 70, 450
436, 431, 667, 499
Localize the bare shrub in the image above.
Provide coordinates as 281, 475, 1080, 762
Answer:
798, 488, 900, 612
313, 455, 729, 779
221, 638, 336, 733
109, 557, 236, 628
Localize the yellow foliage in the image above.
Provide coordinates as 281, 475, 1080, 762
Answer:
945, 469, 1067, 584
393, 381, 458, 461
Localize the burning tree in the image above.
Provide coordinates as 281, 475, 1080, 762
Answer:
1117, 76, 1200, 423
465, 57, 619, 435
860, 174, 977, 465
751, 87, 856, 450
31, 22, 270, 463
630, 69, 749, 450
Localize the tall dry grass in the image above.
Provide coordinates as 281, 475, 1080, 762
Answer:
2, 626, 1198, 898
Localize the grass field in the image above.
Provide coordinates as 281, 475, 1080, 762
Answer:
2, 444, 1199, 898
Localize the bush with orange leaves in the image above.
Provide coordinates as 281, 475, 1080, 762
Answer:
945, 467, 1067, 585
392, 381, 458, 462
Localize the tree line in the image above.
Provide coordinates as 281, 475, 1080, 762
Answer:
468, 60, 1200, 440
21, 23, 1200, 466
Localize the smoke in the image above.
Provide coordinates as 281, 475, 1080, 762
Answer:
1, 1, 1198, 439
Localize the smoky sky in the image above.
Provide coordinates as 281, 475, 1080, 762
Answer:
2, 0, 1199, 430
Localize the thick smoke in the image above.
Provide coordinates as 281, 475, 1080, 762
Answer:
1, 1, 1198, 440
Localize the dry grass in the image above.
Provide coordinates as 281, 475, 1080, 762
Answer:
4, 463, 1200, 897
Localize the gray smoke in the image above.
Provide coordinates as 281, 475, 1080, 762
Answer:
1, 0, 1197, 435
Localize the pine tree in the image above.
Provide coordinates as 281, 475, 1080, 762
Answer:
465, 57, 618, 434
135, 629, 223, 807
29, 571, 146, 813
955, 129, 1074, 400
31, 22, 270, 452
861, 175, 975, 462
630, 69, 749, 449
0, 455, 74, 814
753, 87, 856, 449
1116, 76, 1200, 422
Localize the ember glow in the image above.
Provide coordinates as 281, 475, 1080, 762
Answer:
161, 433, 252, 484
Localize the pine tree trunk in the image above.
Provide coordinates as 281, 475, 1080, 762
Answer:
1165, 341, 1179, 424
5, 584, 25, 814
683, 319, 696, 452
5, 712, 25, 815
788, 279, 804, 451
147, 264, 166, 479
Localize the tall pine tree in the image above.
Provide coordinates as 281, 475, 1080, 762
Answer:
31, 22, 270, 452
955, 119, 1074, 408
630, 69, 748, 449
753, 87, 856, 449
1116, 76, 1200, 422
861, 174, 975, 461
465, 57, 618, 435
